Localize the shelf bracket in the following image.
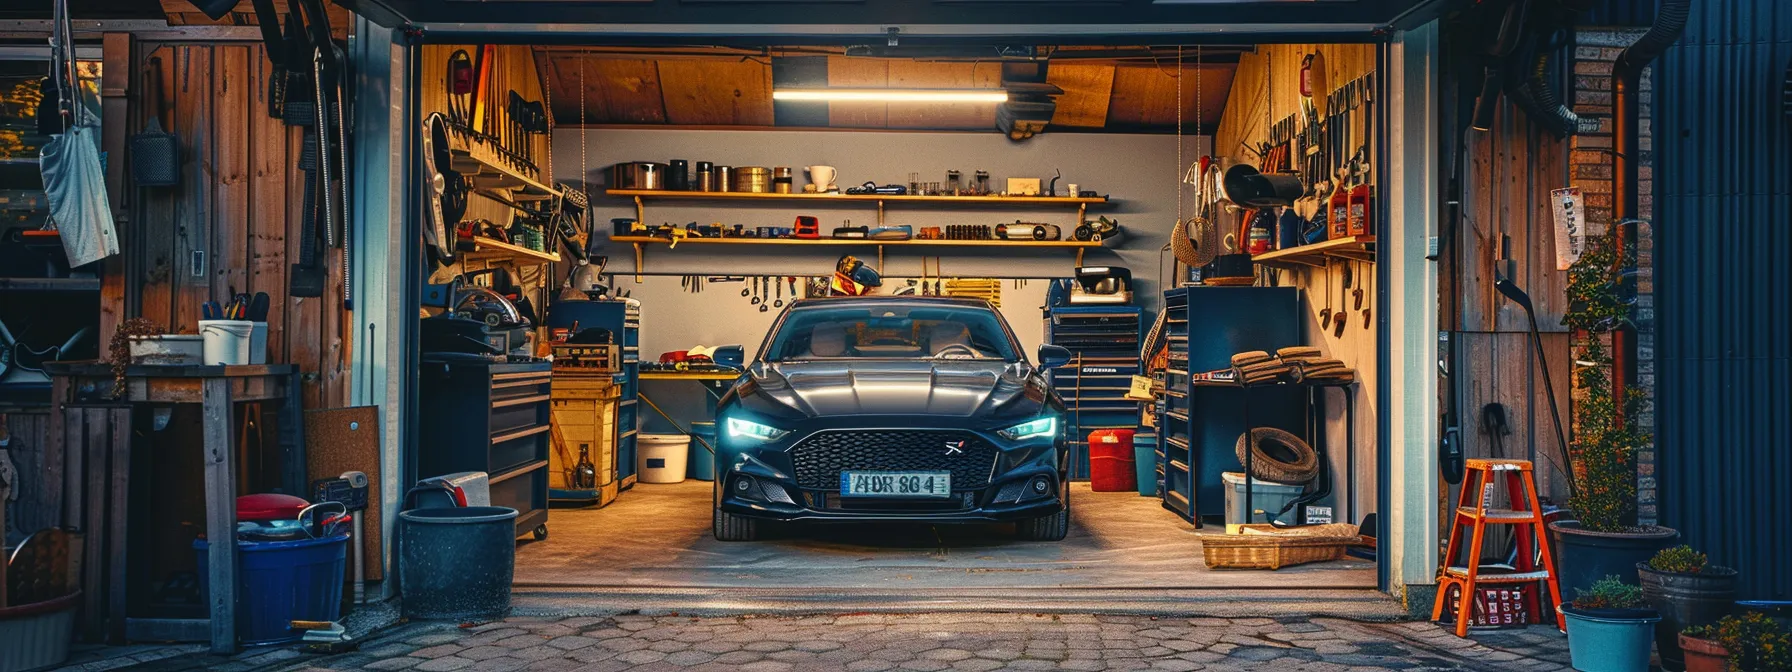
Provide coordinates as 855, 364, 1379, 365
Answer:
877, 244, 884, 274
633, 242, 644, 282
634, 196, 645, 229
1076, 247, 1085, 266
877, 200, 885, 228
1076, 203, 1087, 228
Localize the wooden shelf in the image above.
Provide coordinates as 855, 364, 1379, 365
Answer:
459, 236, 561, 264
453, 148, 561, 198
610, 235, 1098, 249
607, 189, 1109, 205
1250, 235, 1376, 269
638, 371, 742, 381
0, 277, 100, 292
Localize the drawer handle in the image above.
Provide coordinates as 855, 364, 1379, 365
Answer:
493, 394, 550, 408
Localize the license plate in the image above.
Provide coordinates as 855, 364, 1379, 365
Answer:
839, 471, 952, 498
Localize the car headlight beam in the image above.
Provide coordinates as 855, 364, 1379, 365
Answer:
726, 417, 789, 443
997, 417, 1057, 441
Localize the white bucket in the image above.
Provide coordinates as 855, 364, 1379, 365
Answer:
250, 322, 268, 364
637, 434, 691, 484
127, 334, 203, 365
198, 319, 254, 365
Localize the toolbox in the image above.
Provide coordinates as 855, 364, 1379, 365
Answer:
1044, 304, 1144, 480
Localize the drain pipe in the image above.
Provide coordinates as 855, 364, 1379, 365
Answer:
1610, 0, 1690, 408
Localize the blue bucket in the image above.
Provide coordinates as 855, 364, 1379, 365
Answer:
1132, 434, 1158, 497
688, 422, 717, 481
1560, 605, 1660, 672
195, 533, 349, 645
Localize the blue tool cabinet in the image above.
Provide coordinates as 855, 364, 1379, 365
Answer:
1043, 304, 1144, 480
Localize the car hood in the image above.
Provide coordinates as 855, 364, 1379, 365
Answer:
739, 359, 1046, 419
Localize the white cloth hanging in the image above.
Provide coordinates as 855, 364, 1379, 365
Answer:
40, 124, 119, 267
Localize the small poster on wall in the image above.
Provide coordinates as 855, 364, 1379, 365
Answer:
1550, 187, 1585, 270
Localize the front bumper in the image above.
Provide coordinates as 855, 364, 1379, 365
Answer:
716, 426, 1067, 523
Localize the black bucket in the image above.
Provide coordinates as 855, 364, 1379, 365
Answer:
1548, 521, 1678, 597
1638, 563, 1738, 672
399, 506, 518, 621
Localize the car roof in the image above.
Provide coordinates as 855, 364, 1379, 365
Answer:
788, 295, 993, 309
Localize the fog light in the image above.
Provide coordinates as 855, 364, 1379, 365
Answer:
1032, 477, 1050, 494
735, 477, 752, 492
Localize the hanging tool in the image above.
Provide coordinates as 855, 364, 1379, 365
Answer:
1317, 260, 1333, 325
773, 277, 783, 307
750, 277, 762, 305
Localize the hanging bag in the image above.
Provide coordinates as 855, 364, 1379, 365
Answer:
129, 56, 179, 187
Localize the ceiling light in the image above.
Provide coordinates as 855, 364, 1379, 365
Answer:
772, 88, 1009, 103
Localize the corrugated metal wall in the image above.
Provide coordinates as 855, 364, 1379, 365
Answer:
1580, 0, 1656, 28
1654, 0, 1792, 600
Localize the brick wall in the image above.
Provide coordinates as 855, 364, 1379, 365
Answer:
1568, 29, 1657, 527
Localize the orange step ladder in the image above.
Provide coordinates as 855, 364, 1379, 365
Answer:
1430, 458, 1564, 636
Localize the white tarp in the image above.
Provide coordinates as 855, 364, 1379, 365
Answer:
39, 124, 119, 267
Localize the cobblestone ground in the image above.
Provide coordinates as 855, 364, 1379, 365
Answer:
71, 613, 1573, 672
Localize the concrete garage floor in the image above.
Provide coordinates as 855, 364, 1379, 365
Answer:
515, 481, 1377, 593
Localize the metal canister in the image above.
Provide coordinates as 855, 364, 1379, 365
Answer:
714, 166, 735, 193
735, 166, 772, 193
773, 166, 793, 194
668, 159, 690, 191
695, 161, 714, 191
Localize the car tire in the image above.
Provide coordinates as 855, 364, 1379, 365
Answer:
1017, 495, 1070, 541
713, 506, 759, 542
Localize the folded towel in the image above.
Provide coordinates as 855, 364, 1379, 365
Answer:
1231, 350, 1274, 367
1276, 346, 1322, 360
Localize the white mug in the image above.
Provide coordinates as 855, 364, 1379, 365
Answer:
806, 165, 837, 192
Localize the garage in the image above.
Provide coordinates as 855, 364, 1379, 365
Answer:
379, 13, 1402, 600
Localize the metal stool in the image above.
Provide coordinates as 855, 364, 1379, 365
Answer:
1430, 458, 1564, 636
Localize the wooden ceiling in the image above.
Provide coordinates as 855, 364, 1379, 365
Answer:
535, 47, 1241, 134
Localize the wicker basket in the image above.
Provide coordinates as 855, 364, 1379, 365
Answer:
1199, 523, 1364, 570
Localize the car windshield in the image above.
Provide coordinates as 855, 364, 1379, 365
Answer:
763, 302, 1019, 362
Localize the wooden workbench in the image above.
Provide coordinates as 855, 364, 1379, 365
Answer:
45, 363, 303, 654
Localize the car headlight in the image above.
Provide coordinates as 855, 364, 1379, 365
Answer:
726, 417, 789, 443
997, 417, 1057, 441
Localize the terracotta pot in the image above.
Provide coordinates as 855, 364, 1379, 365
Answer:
1677, 633, 1730, 672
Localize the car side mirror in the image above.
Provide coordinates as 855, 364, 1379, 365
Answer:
1037, 344, 1073, 369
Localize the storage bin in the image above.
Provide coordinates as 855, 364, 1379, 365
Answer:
1088, 429, 1137, 492
688, 422, 716, 481
400, 507, 517, 621
1133, 433, 1158, 497
1221, 471, 1305, 528
195, 533, 349, 645
637, 434, 690, 484
198, 319, 254, 365
127, 334, 203, 365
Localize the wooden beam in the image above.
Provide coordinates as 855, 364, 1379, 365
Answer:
1046, 63, 1116, 128
884, 60, 1001, 130
99, 33, 131, 352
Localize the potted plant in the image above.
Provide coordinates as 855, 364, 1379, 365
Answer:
1550, 228, 1678, 597
1640, 545, 1739, 670
1713, 612, 1792, 672
1678, 625, 1729, 672
1559, 575, 1661, 672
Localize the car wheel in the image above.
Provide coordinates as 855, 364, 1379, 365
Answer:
713, 506, 759, 542
1016, 494, 1070, 541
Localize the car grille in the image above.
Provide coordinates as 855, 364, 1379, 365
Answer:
789, 430, 1000, 490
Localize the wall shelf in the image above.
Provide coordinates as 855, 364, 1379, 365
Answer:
1250, 235, 1376, 269
459, 236, 561, 264
607, 188, 1112, 242
0, 277, 101, 292
608, 234, 1102, 279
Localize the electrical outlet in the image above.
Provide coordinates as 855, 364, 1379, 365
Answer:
190, 250, 206, 277
1426, 236, 1440, 257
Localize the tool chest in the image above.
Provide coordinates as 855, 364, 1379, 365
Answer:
1044, 305, 1144, 480
1155, 287, 1304, 524
418, 359, 553, 539
547, 299, 643, 489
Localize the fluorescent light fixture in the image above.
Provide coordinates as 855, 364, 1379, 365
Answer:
773, 88, 1009, 103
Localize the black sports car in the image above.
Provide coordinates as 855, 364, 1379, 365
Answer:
711, 296, 1074, 541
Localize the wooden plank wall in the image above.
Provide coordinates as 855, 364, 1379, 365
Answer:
1, 410, 59, 547
127, 42, 349, 410
1443, 97, 1575, 504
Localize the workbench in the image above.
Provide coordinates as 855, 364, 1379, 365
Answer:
45, 363, 304, 654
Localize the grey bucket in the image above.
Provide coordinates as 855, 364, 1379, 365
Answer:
1638, 562, 1737, 671
399, 506, 518, 621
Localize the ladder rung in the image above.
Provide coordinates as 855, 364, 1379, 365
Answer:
1456, 507, 1540, 523
1443, 566, 1552, 583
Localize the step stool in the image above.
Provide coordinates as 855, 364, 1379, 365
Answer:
1430, 458, 1564, 636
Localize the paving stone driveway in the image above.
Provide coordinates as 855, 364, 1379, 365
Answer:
84, 613, 1573, 672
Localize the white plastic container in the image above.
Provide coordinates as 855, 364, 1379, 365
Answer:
250, 321, 269, 364
198, 319, 254, 365
637, 434, 691, 484
127, 334, 203, 365
1221, 471, 1307, 527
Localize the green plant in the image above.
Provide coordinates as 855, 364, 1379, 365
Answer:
1683, 624, 1717, 639
1649, 545, 1710, 574
1714, 612, 1792, 671
1571, 575, 1647, 611
1561, 228, 1650, 532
